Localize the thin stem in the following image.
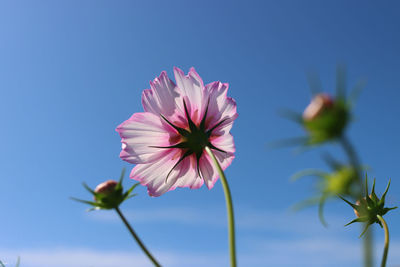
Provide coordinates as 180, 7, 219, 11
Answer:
363, 228, 373, 267
339, 135, 362, 187
377, 215, 390, 267
115, 207, 161, 267
205, 146, 237, 267
339, 135, 373, 267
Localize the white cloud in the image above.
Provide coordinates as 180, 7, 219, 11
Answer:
1, 239, 399, 267
0, 248, 226, 267
66, 206, 400, 266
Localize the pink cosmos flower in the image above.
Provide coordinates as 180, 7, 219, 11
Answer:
116, 67, 237, 196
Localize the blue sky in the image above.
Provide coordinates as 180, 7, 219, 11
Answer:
1, 1, 400, 266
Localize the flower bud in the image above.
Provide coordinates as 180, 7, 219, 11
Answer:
302, 93, 349, 144
341, 178, 397, 236
72, 169, 140, 210
353, 197, 370, 218
303, 94, 334, 121
94, 180, 118, 199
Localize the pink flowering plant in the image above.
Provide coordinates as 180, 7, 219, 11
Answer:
74, 67, 238, 267
72, 66, 396, 267
116, 67, 238, 266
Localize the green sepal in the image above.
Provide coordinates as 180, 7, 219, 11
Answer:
123, 183, 140, 200
118, 168, 126, 184
277, 109, 303, 124
339, 195, 357, 210
83, 182, 95, 195
359, 223, 371, 238
382, 206, 398, 215
344, 217, 368, 227
70, 197, 99, 207
290, 169, 327, 182
379, 179, 391, 205
318, 194, 328, 227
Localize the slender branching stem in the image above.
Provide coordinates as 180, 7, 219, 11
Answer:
205, 146, 237, 267
115, 207, 161, 267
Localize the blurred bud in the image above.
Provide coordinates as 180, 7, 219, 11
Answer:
323, 166, 357, 196
292, 163, 358, 226
302, 94, 349, 144
303, 93, 334, 121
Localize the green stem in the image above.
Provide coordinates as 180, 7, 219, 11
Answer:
205, 146, 237, 267
363, 228, 373, 267
340, 135, 373, 267
339, 135, 362, 187
377, 215, 390, 267
115, 207, 161, 267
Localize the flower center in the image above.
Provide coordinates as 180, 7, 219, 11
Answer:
183, 125, 209, 154
157, 99, 226, 181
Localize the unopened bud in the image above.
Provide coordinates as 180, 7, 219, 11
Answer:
303, 94, 334, 121
94, 180, 118, 200
353, 195, 372, 218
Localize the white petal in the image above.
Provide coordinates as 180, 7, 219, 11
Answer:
173, 67, 206, 123
205, 82, 238, 135
200, 149, 235, 189
116, 112, 178, 164
131, 149, 183, 197
142, 71, 180, 119
199, 153, 217, 189
172, 155, 204, 189
210, 134, 235, 154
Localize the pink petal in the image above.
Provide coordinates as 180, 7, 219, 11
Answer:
199, 153, 217, 189
205, 82, 238, 135
130, 149, 183, 197
172, 155, 204, 189
116, 112, 178, 164
173, 67, 206, 124
213, 150, 235, 171
210, 134, 235, 154
199, 149, 235, 189
142, 71, 180, 119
